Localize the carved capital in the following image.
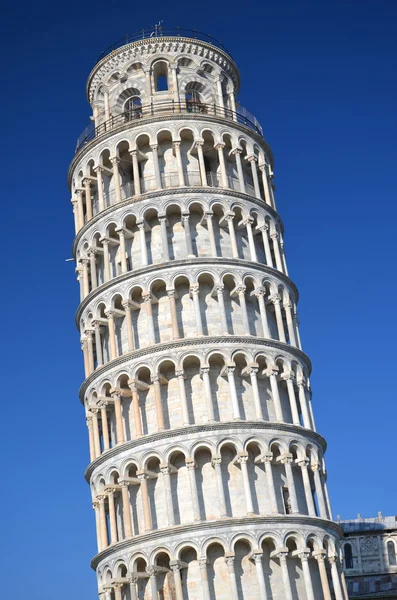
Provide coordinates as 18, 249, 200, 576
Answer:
269, 293, 281, 305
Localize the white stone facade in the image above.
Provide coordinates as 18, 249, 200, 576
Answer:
69, 30, 346, 600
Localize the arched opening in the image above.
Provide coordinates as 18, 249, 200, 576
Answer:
124, 96, 142, 121
345, 543, 354, 569
185, 82, 206, 113
153, 60, 169, 91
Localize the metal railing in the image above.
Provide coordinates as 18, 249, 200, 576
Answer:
88, 171, 255, 221
75, 102, 263, 153
96, 27, 232, 64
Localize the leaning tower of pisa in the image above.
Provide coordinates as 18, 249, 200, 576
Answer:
69, 27, 348, 600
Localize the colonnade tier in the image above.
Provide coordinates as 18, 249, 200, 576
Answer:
88, 425, 332, 554
94, 519, 346, 600
74, 193, 287, 302
69, 120, 275, 233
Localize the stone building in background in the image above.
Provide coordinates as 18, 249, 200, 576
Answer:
340, 514, 397, 599
68, 26, 349, 599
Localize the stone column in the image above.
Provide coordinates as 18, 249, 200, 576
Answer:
248, 367, 264, 420
284, 300, 297, 346
76, 190, 84, 228
268, 369, 284, 422
81, 259, 90, 298
205, 211, 217, 256
98, 495, 108, 549
110, 157, 122, 204
103, 587, 112, 600
279, 552, 293, 600
71, 198, 79, 233
312, 463, 328, 518
137, 472, 152, 531
259, 164, 272, 206
151, 144, 162, 189
271, 232, 284, 272
81, 336, 89, 377
94, 166, 105, 211
106, 488, 118, 544
102, 239, 111, 282
216, 77, 225, 110
298, 458, 316, 516
113, 584, 123, 600
270, 294, 286, 343
196, 141, 208, 186
244, 217, 258, 261
173, 142, 185, 186
236, 285, 250, 334
90, 409, 101, 458
253, 553, 268, 599
212, 455, 227, 517
199, 557, 211, 600
88, 249, 98, 290
159, 216, 170, 260
142, 293, 155, 345
111, 390, 125, 444
105, 310, 117, 360
99, 402, 110, 451
263, 454, 279, 513
86, 416, 95, 462
329, 556, 344, 600
83, 178, 93, 220
233, 149, 246, 193
129, 577, 138, 600
122, 300, 135, 351
152, 376, 165, 431
170, 563, 184, 600
226, 367, 241, 420
190, 284, 203, 335
297, 379, 312, 429
149, 567, 157, 599
103, 88, 110, 121
92, 501, 101, 552
160, 464, 175, 526
186, 458, 200, 521
214, 144, 228, 189
281, 454, 299, 513
128, 380, 142, 438
314, 552, 332, 600
282, 372, 300, 425
137, 221, 148, 266
116, 229, 128, 274
166, 289, 180, 339
216, 285, 228, 334
238, 452, 254, 515
225, 212, 239, 258
119, 479, 133, 537
248, 156, 261, 198
254, 288, 271, 338
225, 555, 239, 600
182, 213, 195, 257
86, 330, 95, 374
259, 224, 274, 267
93, 321, 103, 367
299, 551, 315, 600
176, 370, 190, 425
130, 150, 141, 195
201, 367, 215, 422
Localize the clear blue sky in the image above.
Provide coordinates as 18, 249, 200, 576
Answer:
1, 1, 396, 598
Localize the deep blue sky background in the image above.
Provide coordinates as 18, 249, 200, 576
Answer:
1, 1, 396, 598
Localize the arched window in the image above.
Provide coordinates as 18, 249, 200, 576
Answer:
185, 83, 206, 114
153, 61, 168, 91
124, 97, 142, 121
344, 543, 353, 569
388, 541, 397, 566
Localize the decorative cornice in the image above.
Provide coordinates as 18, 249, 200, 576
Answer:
78, 336, 312, 400
68, 113, 273, 184
75, 257, 299, 325
90, 514, 343, 569
72, 187, 283, 254
84, 421, 327, 481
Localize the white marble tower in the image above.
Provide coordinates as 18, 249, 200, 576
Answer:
69, 27, 347, 600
